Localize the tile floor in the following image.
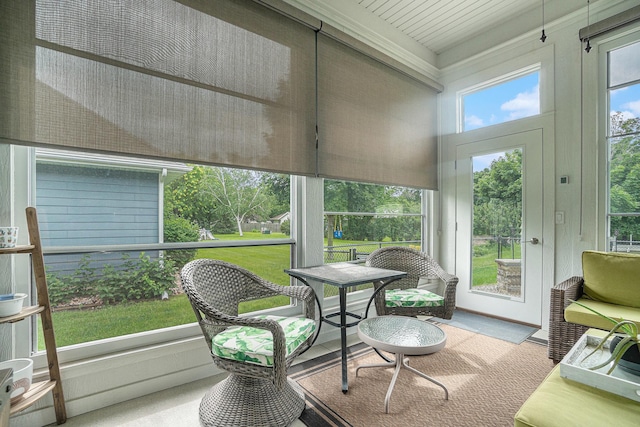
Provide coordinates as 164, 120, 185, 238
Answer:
50, 328, 547, 426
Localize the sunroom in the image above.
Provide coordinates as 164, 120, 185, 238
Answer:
1, 0, 640, 426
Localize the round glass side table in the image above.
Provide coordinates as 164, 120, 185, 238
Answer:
356, 315, 449, 413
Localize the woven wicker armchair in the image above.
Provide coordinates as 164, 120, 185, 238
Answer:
365, 246, 458, 319
181, 259, 319, 427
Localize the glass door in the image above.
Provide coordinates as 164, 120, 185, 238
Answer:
455, 129, 543, 325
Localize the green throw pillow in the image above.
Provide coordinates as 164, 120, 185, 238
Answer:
582, 250, 640, 308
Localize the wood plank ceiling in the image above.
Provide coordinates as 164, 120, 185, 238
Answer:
346, 0, 590, 55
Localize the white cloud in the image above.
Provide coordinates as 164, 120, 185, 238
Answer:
611, 87, 629, 96
621, 100, 640, 116
501, 84, 540, 120
465, 115, 484, 128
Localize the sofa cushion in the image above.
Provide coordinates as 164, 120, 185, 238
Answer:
211, 315, 316, 367
582, 250, 640, 308
514, 364, 640, 427
564, 298, 640, 331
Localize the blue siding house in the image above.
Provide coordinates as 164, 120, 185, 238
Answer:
35, 148, 190, 275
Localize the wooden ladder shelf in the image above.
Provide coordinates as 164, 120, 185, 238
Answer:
0, 207, 67, 424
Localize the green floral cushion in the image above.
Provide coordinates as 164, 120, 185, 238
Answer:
211, 315, 316, 367
385, 288, 445, 308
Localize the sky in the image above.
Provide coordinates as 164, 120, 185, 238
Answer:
464, 72, 640, 131
473, 152, 505, 172
611, 83, 640, 122
466, 61, 640, 171
464, 72, 538, 170
464, 72, 540, 132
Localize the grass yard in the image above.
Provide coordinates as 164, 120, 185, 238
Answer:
42, 231, 294, 349
43, 295, 194, 348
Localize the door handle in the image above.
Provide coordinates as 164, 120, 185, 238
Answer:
521, 237, 540, 245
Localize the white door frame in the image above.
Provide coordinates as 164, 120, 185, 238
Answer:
456, 130, 542, 324
442, 114, 555, 329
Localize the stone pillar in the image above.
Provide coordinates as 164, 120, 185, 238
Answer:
495, 258, 521, 294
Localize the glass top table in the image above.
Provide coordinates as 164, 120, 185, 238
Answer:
358, 316, 446, 355
357, 316, 449, 413
285, 262, 407, 393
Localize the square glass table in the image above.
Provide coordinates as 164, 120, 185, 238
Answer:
285, 262, 407, 393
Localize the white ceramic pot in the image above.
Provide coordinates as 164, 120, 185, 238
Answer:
0, 293, 28, 317
0, 358, 33, 400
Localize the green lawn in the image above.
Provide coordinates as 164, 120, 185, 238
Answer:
41, 232, 293, 349
44, 296, 194, 348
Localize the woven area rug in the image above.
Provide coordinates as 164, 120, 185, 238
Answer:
293, 324, 554, 427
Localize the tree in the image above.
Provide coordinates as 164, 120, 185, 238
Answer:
163, 216, 199, 269
202, 167, 271, 236
261, 173, 290, 218
473, 150, 522, 238
323, 180, 422, 242
609, 112, 640, 239
165, 165, 234, 233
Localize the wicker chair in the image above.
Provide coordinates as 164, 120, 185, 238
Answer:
365, 246, 458, 319
181, 259, 319, 427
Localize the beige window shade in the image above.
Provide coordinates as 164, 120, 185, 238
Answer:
317, 33, 439, 190
2, 0, 442, 188
1, 0, 316, 176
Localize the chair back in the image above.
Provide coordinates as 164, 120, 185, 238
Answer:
366, 246, 436, 290
181, 259, 279, 350
183, 259, 278, 313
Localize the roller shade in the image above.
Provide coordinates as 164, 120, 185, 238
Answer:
317, 32, 439, 189
1, 0, 317, 175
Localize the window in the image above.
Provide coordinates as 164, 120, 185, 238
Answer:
32, 148, 295, 349
461, 70, 540, 132
16, 148, 428, 351
323, 179, 424, 297
606, 40, 640, 252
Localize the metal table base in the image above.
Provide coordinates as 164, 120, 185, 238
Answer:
356, 353, 449, 413
285, 262, 407, 393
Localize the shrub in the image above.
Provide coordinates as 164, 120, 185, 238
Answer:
47, 254, 98, 306
96, 253, 177, 304
47, 270, 77, 306
163, 216, 199, 269
48, 252, 178, 306
281, 220, 290, 236
473, 242, 495, 257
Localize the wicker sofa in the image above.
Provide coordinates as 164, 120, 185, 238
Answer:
548, 251, 640, 363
